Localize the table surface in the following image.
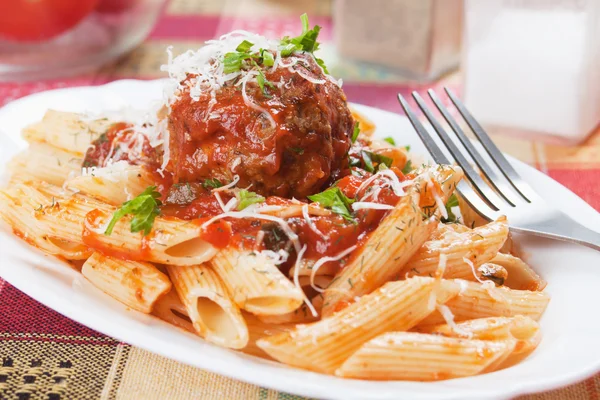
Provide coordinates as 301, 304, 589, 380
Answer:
0, 1, 599, 399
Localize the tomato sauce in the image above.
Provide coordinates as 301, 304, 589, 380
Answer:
82, 122, 160, 169
156, 171, 404, 273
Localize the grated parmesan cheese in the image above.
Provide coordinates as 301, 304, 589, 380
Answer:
437, 304, 473, 338
351, 202, 395, 211
308, 245, 357, 293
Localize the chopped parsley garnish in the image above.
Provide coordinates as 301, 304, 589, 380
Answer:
405, 145, 411, 152
237, 189, 265, 210
441, 193, 460, 223
401, 159, 414, 174
308, 187, 355, 221
236, 40, 254, 52
222, 51, 249, 74
351, 122, 360, 143
281, 13, 321, 54
280, 13, 328, 72
261, 49, 274, 67
256, 67, 275, 96
105, 186, 162, 236
222, 14, 328, 92
289, 147, 305, 155
361, 150, 393, 173
383, 137, 396, 146
202, 178, 223, 189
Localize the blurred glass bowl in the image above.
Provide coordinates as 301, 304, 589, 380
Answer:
0, 0, 166, 81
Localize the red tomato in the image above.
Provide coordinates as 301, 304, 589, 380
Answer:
0, 0, 99, 42
96, 0, 139, 13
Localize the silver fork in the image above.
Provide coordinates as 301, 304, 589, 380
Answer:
397, 88, 600, 251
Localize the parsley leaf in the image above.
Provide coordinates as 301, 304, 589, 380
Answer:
315, 57, 329, 74
105, 186, 162, 236
236, 40, 254, 52
442, 193, 459, 223
280, 14, 324, 57
223, 52, 248, 73
289, 147, 305, 155
401, 159, 414, 174
202, 178, 223, 189
237, 189, 265, 210
405, 145, 411, 152
261, 50, 274, 67
256, 67, 275, 96
383, 137, 396, 146
308, 187, 355, 221
361, 150, 393, 173
351, 122, 360, 143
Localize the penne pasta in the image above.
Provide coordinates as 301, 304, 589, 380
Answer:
335, 332, 516, 380
66, 164, 155, 205
210, 248, 304, 316
81, 252, 171, 313
321, 165, 463, 316
82, 209, 217, 266
167, 264, 248, 349
418, 280, 551, 326
417, 315, 542, 370
242, 313, 294, 359
151, 289, 195, 333
401, 217, 509, 281
257, 275, 329, 324
0, 183, 93, 260
22, 110, 112, 155
257, 277, 460, 374
7, 142, 83, 187
491, 253, 546, 291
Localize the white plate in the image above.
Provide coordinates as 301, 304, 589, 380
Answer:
1, 79, 600, 400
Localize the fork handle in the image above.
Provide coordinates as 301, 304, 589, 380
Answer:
511, 213, 600, 251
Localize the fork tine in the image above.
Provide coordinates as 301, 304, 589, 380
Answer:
397, 94, 496, 221
411, 91, 503, 211
444, 88, 537, 202
427, 89, 520, 207
455, 181, 496, 223
397, 94, 450, 165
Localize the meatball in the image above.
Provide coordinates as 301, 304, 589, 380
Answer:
167, 53, 354, 198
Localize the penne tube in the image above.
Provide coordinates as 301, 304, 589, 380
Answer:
257, 277, 460, 374
81, 252, 171, 313
401, 217, 509, 280
242, 313, 294, 359
417, 315, 542, 370
210, 248, 304, 316
418, 280, 551, 326
321, 165, 463, 316
491, 253, 547, 291
257, 276, 330, 324
66, 164, 155, 205
15, 182, 217, 266
7, 143, 83, 187
335, 332, 516, 380
22, 110, 112, 155
82, 209, 217, 266
167, 264, 248, 349
151, 289, 195, 333
0, 184, 92, 260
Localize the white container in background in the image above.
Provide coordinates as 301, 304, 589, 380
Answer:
463, 0, 600, 143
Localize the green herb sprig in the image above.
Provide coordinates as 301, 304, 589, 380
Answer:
308, 187, 355, 221
237, 190, 265, 210
105, 186, 162, 236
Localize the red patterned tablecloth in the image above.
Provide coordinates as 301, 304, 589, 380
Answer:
0, 1, 598, 399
